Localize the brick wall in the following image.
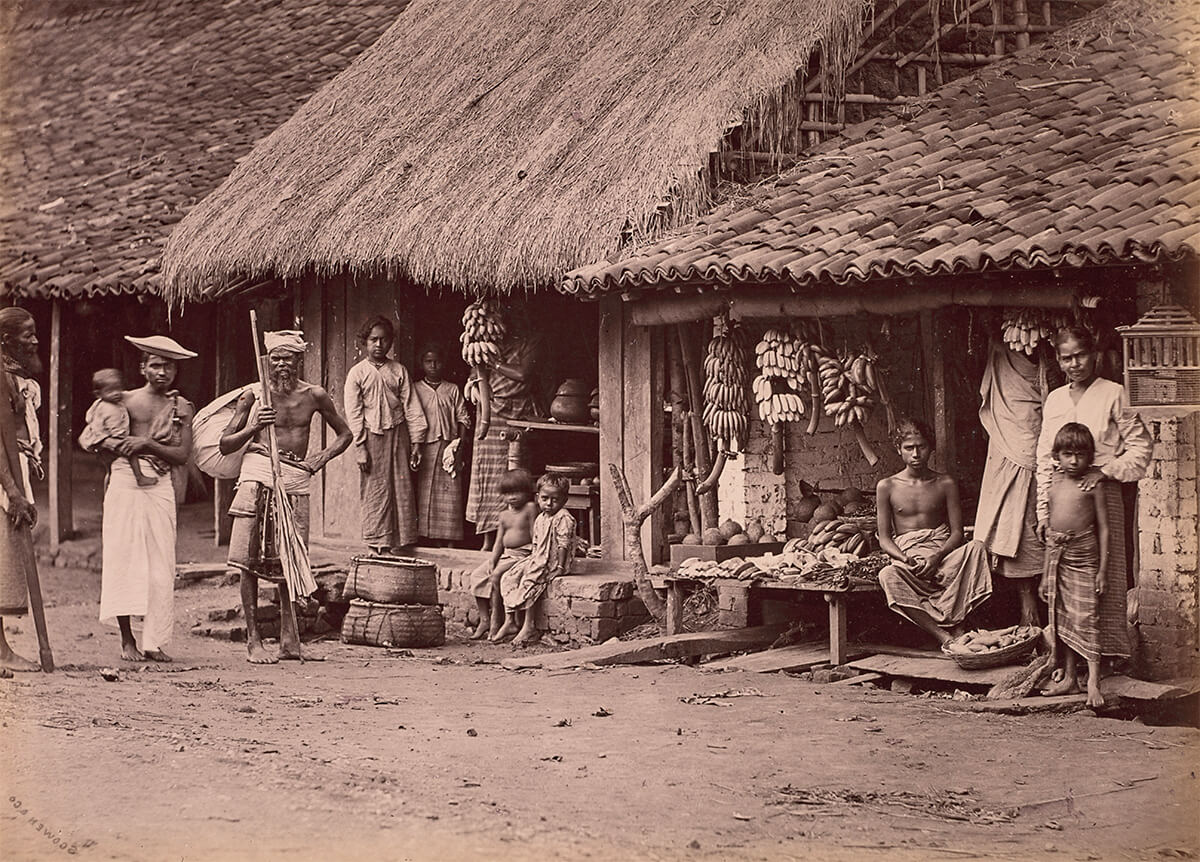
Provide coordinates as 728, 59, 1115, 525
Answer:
1135, 415, 1200, 680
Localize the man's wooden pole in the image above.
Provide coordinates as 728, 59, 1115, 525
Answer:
0, 345, 53, 672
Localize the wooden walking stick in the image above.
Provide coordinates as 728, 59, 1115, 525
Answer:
249, 311, 306, 662
0, 345, 53, 672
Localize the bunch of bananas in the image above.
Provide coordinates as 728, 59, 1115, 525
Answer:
460, 299, 506, 367
701, 321, 751, 452
818, 346, 878, 428
752, 328, 809, 425
804, 517, 874, 557
1002, 308, 1071, 356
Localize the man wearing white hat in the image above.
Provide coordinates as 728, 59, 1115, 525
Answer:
219, 330, 351, 663
98, 335, 196, 662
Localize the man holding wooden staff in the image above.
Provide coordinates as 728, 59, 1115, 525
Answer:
0, 307, 48, 674
220, 331, 351, 664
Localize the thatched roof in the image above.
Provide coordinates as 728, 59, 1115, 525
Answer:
161, 0, 872, 302
564, 0, 1200, 298
0, 0, 406, 300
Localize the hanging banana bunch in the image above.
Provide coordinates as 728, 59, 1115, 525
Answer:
752, 327, 807, 425
1001, 308, 1072, 356
701, 319, 751, 454
461, 299, 506, 439
817, 344, 881, 465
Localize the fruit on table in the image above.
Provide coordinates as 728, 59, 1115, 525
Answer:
701, 527, 725, 546
744, 520, 765, 542
812, 502, 841, 523
727, 533, 751, 546
718, 519, 744, 541
795, 494, 822, 523
681, 533, 702, 546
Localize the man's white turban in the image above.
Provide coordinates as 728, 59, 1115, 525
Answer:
264, 330, 308, 355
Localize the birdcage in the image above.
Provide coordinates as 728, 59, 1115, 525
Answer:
1116, 305, 1200, 416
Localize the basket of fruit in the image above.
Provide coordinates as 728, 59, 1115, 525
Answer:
942, 625, 1042, 670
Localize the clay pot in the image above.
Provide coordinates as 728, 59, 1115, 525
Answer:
550, 379, 591, 423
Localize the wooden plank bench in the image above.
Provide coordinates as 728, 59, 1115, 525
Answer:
658, 575, 883, 666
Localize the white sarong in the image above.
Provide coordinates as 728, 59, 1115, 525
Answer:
99, 458, 177, 650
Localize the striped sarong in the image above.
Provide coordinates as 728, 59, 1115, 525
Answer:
360, 425, 417, 548
466, 417, 513, 534
416, 440, 464, 541
1045, 526, 1101, 663
1095, 481, 1130, 657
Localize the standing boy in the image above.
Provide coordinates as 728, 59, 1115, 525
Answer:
413, 344, 471, 544
876, 417, 992, 646
99, 335, 196, 662
344, 316, 427, 554
1041, 422, 1109, 707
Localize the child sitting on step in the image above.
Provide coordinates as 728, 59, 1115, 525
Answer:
469, 468, 536, 640
496, 473, 577, 647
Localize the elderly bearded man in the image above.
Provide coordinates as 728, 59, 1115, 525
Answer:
220, 331, 351, 664
0, 307, 45, 673
99, 335, 197, 662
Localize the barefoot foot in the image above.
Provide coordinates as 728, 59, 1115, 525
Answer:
490, 620, 518, 642
0, 650, 42, 672
469, 621, 490, 641
1085, 679, 1105, 708
143, 649, 172, 663
247, 642, 278, 664
120, 643, 146, 662
1041, 673, 1080, 697
512, 629, 540, 648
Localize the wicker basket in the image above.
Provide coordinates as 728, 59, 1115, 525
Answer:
344, 555, 439, 605
340, 600, 446, 648
943, 626, 1042, 670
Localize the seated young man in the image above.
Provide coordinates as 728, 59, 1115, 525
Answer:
876, 417, 992, 646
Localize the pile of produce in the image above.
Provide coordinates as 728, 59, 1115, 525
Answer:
701, 321, 752, 453
797, 517, 876, 557
944, 625, 1041, 655
1001, 308, 1071, 356
678, 518, 780, 548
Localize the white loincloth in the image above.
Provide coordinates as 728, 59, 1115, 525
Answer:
99, 458, 177, 650
238, 450, 312, 495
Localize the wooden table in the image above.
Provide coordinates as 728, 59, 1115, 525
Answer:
500, 418, 599, 469
661, 575, 882, 666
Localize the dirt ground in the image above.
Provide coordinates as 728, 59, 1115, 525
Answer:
1, 564, 1197, 862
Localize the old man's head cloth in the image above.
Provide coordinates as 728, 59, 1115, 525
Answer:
264, 331, 308, 355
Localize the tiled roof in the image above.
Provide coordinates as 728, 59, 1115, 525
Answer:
0, 0, 406, 300
563, 0, 1200, 299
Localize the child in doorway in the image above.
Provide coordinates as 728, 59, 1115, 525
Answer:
78, 368, 157, 486
496, 473, 577, 646
1040, 422, 1109, 708
469, 468, 537, 640
876, 417, 992, 646
414, 344, 471, 545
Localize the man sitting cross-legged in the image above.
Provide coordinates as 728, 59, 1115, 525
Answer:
220, 331, 351, 664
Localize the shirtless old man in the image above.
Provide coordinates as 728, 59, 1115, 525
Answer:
220, 331, 351, 663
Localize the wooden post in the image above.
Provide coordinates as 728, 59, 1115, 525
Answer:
1012, 0, 1031, 50
598, 296, 625, 559
213, 302, 236, 546
48, 298, 73, 550
826, 593, 848, 667
920, 310, 955, 474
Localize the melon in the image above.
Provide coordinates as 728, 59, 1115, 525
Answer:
837, 487, 865, 507
842, 501, 862, 516
701, 528, 725, 546
744, 520, 765, 542
681, 533, 702, 546
795, 495, 822, 523
718, 519, 744, 541
760, 533, 779, 543
726, 533, 751, 546
812, 503, 841, 524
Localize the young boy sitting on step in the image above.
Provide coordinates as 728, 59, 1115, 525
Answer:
469, 468, 536, 640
